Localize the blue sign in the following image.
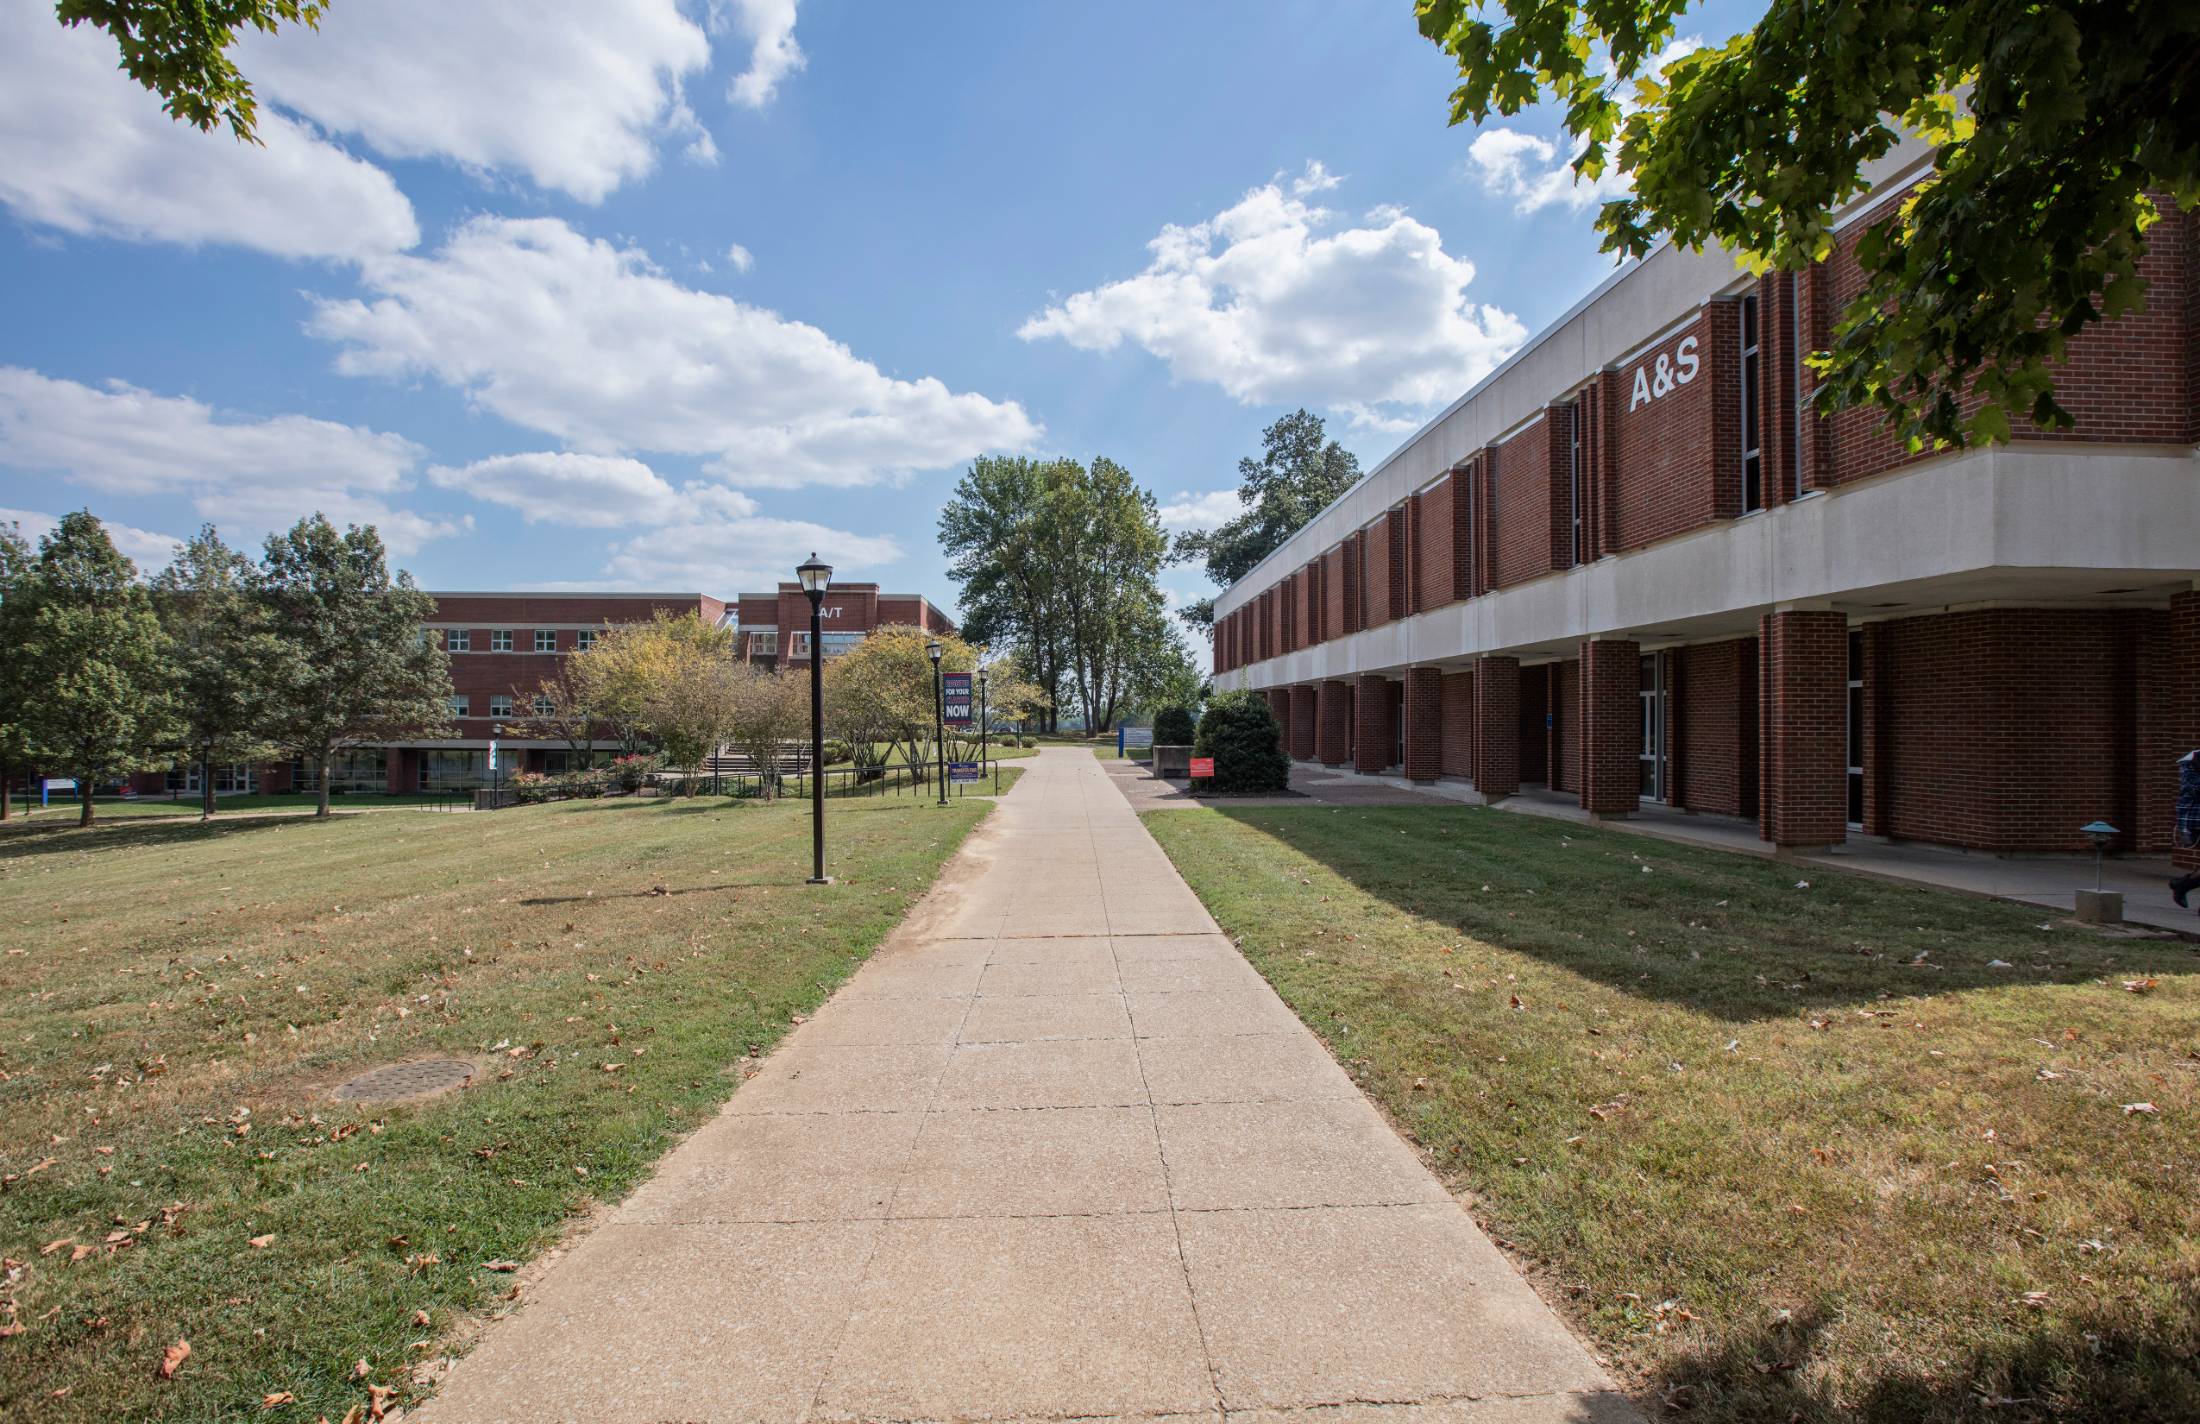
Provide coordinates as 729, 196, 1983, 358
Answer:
948, 761, 981, 783
943, 671, 973, 728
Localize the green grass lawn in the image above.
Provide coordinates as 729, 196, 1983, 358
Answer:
0, 793, 992, 1421
1143, 804, 2200, 1423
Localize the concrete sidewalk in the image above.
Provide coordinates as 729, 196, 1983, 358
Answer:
412, 745, 1631, 1424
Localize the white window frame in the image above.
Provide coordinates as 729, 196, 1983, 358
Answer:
450, 695, 471, 717
490, 629, 513, 653
575, 629, 597, 652
750, 629, 778, 656
445, 628, 471, 653
533, 629, 557, 653
532, 694, 554, 716
489, 694, 514, 718
1739, 293, 1763, 513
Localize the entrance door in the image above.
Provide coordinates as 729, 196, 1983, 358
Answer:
1846, 630, 1864, 827
1638, 652, 1668, 802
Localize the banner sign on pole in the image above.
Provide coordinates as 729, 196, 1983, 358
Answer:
948, 761, 980, 783
1118, 726, 1154, 751
1190, 757, 1214, 779
943, 672, 973, 728
488, 739, 499, 772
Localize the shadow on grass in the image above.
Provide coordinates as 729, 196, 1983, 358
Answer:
1207, 804, 2198, 1021
1648, 1300, 2200, 1422
0, 812, 345, 861
518, 882, 755, 905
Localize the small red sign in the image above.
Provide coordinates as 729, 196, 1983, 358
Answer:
1189, 757, 1215, 779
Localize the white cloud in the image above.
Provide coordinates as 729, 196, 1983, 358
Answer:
725, 243, 756, 273
1019, 163, 1526, 429
0, 6, 417, 262
0, 506, 181, 573
1467, 37, 1703, 215
1157, 489, 1247, 533
594, 515, 900, 594
0, 367, 460, 555
309, 217, 1040, 489
427, 452, 761, 528
713, 0, 806, 109
238, 0, 714, 205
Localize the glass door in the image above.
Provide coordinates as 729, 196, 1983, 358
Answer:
1846, 630, 1864, 828
1638, 652, 1668, 801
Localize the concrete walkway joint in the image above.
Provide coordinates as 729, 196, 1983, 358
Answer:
412, 747, 1633, 1424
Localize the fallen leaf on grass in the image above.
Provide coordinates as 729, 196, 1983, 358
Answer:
262, 1391, 295, 1408
249, 1234, 274, 1249
481, 1259, 520, 1272
2123, 1102, 2159, 1115
155, 1337, 191, 1379
2123, 978, 2158, 994
38, 1238, 74, 1256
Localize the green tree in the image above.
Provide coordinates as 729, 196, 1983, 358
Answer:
1054, 457, 1171, 735
14, 512, 177, 826
56, 0, 327, 143
824, 626, 982, 786
939, 456, 1077, 731
1415, 0, 2200, 448
0, 521, 37, 822
255, 515, 451, 818
150, 525, 282, 819
632, 612, 742, 793
1173, 409, 1360, 630
722, 664, 810, 800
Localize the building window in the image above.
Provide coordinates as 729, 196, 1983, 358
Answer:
491, 629, 513, 652
449, 695, 470, 717
532, 693, 553, 716
1847, 629, 1865, 828
490, 694, 514, 718
418, 749, 487, 791
1638, 652, 1668, 801
533, 629, 557, 653
445, 628, 471, 653
822, 631, 862, 656
1566, 401, 1584, 567
575, 629, 597, 652
749, 630, 777, 656
1740, 293, 1763, 513
787, 631, 809, 658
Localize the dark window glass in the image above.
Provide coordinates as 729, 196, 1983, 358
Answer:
1740, 295, 1763, 512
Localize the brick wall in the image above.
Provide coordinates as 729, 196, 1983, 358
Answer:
1414, 478, 1459, 616
1316, 680, 1351, 766
1404, 668, 1442, 781
1355, 674, 1396, 773
1577, 641, 1640, 815
1290, 685, 1318, 761
1440, 670, 1475, 779
1473, 657, 1521, 797
1609, 312, 1728, 550
1673, 638, 1757, 817
1364, 512, 1396, 626
1490, 419, 1555, 589
1871, 607, 2179, 852
1267, 688, 1292, 754
1759, 610, 1849, 847
1384, 507, 1408, 619
1549, 661, 1579, 793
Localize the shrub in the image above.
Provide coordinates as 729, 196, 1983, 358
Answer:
509, 771, 553, 804
610, 753, 661, 794
821, 738, 854, 767
1192, 690, 1289, 793
1152, 705, 1198, 746
1019, 736, 1036, 748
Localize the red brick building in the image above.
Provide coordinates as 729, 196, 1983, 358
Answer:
732, 582, 955, 669
136, 583, 949, 797
1212, 150, 2200, 869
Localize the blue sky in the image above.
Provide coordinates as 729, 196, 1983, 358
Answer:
0, 0, 1755, 645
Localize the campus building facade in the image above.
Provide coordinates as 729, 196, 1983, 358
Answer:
1210, 150, 2200, 868
135, 584, 949, 797
733, 582, 956, 670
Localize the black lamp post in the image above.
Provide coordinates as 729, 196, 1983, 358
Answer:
927, 639, 947, 806
797, 553, 832, 884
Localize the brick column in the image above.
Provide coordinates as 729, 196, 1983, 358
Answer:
1578, 639, 1640, 817
1354, 674, 1392, 774
1472, 656, 1520, 798
1290, 685, 1318, 761
1403, 667, 1442, 782
1266, 689, 1292, 755
2173, 590, 2200, 871
1758, 610, 1848, 847
1316, 681, 1351, 767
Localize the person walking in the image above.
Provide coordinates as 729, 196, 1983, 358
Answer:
2173, 748, 2200, 910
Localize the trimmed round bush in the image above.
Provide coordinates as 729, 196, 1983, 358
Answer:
1152, 704, 1198, 746
1191, 690, 1289, 793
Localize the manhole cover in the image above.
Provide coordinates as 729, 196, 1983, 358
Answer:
331, 1059, 476, 1102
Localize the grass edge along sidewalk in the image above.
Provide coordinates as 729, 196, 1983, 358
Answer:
0, 792, 993, 1422
1143, 803, 2200, 1424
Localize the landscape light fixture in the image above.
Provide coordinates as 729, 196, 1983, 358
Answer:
927, 640, 947, 806
2080, 820, 2118, 892
798, 553, 832, 884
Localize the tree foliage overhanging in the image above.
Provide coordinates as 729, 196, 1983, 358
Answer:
1415, 0, 2200, 449
55, 0, 326, 143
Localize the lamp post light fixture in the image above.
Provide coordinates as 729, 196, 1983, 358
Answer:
927, 639, 947, 807
797, 553, 833, 885
2080, 821, 2119, 892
